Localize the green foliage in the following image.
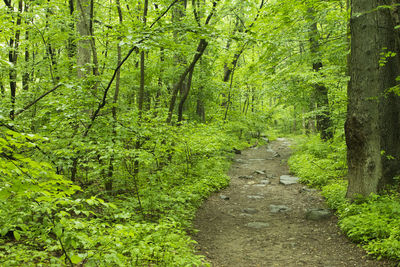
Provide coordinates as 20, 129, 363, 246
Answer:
0, 0, 350, 264
288, 135, 346, 188
0, 118, 258, 265
321, 181, 348, 210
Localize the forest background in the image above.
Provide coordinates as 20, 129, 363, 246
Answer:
1, 0, 400, 265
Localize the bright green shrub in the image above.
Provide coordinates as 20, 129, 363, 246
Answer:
366, 235, 400, 260
288, 136, 346, 188
321, 181, 348, 210
339, 195, 400, 242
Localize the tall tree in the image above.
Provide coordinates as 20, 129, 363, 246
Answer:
76, 0, 92, 79
166, 0, 220, 123
345, 0, 400, 198
5, 0, 23, 120
308, 7, 333, 141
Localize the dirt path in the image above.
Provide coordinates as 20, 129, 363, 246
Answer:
193, 138, 394, 267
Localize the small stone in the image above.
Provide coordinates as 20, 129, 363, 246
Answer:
299, 187, 318, 193
235, 159, 246, 163
260, 179, 270, 184
270, 204, 291, 213
243, 208, 259, 214
247, 181, 256, 185
246, 222, 270, 229
233, 148, 241, 154
247, 195, 264, 200
273, 152, 281, 158
220, 195, 230, 200
253, 184, 266, 187
254, 170, 266, 175
279, 175, 300, 185
305, 209, 331, 221
239, 175, 254, 179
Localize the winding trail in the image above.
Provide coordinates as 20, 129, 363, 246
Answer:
193, 138, 394, 267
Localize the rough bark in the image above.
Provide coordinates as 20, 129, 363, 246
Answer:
345, 0, 400, 198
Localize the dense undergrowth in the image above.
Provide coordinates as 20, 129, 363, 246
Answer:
0, 118, 268, 266
289, 135, 400, 262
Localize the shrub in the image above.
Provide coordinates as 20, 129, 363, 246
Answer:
321, 181, 348, 210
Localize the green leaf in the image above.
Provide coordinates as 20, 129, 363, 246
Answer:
70, 254, 82, 264
54, 223, 63, 237
13, 231, 21, 241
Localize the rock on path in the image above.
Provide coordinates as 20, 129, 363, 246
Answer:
192, 139, 394, 267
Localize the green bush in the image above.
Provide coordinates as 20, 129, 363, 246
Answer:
288, 136, 346, 188
1, 119, 260, 266
366, 235, 400, 260
321, 181, 348, 210
339, 195, 400, 242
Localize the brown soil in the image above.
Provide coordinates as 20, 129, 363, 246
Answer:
193, 138, 395, 267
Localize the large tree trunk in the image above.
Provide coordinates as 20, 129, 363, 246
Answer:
345, 0, 400, 199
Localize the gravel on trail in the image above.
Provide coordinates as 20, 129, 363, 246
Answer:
192, 138, 395, 267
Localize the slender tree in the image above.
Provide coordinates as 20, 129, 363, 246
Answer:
308, 7, 333, 141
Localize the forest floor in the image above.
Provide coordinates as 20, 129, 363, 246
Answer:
192, 138, 395, 267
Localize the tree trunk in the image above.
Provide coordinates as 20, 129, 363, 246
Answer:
77, 0, 91, 79
166, 0, 219, 123
177, 66, 194, 122
6, 0, 23, 120
138, 0, 148, 120
345, 0, 400, 199
196, 96, 205, 122
106, 0, 124, 192
166, 39, 208, 123
308, 8, 333, 141
67, 0, 76, 73
22, 2, 29, 91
